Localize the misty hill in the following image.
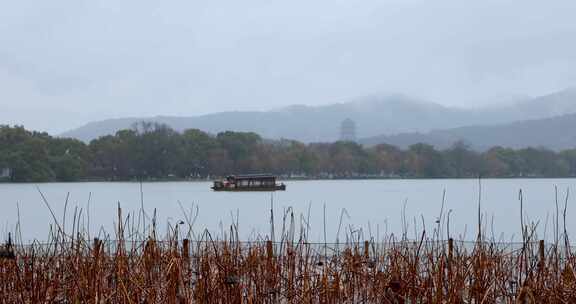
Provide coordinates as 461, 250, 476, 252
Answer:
360, 113, 576, 151
61, 89, 576, 143
475, 87, 576, 122
61, 95, 470, 142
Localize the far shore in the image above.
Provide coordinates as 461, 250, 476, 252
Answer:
3, 175, 576, 184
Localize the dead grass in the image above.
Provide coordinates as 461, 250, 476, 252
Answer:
1, 194, 575, 303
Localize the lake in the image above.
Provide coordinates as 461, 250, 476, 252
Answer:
0, 179, 574, 243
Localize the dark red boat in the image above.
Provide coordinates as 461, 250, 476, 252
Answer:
212, 174, 286, 192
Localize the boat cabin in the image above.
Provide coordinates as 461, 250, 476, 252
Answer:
212, 174, 286, 191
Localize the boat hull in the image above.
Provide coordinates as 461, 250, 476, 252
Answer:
212, 185, 286, 192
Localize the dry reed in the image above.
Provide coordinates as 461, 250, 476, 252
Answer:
1, 198, 575, 303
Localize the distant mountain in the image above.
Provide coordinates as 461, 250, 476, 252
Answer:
475, 87, 576, 122
360, 113, 576, 151
61, 95, 471, 142
61, 88, 576, 143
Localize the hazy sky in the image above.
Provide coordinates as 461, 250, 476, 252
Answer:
1, 0, 576, 133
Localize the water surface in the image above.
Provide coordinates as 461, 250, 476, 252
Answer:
0, 179, 574, 243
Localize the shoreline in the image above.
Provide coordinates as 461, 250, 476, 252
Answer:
3, 175, 576, 184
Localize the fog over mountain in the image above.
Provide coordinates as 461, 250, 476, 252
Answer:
360, 113, 576, 151
490, 87, 576, 119
2, 0, 576, 133
358, 88, 576, 150
62, 88, 576, 144
61, 95, 460, 142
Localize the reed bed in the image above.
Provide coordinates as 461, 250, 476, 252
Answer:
1, 202, 576, 303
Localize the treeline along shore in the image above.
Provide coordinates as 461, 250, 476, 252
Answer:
2, 123, 576, 182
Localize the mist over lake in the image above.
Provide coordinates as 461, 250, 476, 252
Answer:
1, 179, 573, 243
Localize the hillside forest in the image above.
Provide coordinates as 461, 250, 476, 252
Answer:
2, 123, 576, 182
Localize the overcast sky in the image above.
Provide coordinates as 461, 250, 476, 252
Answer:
1, 0, 576, 133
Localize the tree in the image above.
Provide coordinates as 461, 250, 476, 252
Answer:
406, 143, 447, 177
329, 141, 369, 176
368, 143, 405, 176
3, 124, 576, 181
216, 131, 262, 172
560, 149, 576, 176
444, 141, 481, 177
178, 129, 218, 177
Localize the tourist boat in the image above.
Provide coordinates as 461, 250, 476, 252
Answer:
212, 174, 286, 191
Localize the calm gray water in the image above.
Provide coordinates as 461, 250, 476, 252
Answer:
0, 179, 574, 243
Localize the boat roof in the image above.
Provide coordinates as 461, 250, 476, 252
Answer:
229, 174, 277, 180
